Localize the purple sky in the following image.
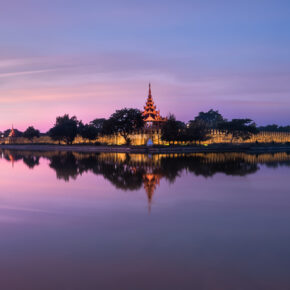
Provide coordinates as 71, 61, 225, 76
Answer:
0, 0, 289, 131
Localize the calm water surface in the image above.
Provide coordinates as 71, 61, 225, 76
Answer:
0, 150, 290, 290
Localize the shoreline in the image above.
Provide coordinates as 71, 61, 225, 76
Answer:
1, 144, 290, 154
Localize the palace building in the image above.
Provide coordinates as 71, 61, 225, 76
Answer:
142, 83, 166, 127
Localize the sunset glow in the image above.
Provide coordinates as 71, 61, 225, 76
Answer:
0, 0, 289, 131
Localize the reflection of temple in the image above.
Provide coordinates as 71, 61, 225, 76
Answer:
143, 173, 162, 212
8, 153, 15, 167
142, 84, 166, 128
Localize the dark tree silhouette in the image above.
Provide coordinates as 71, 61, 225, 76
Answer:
186, 120, 211, 144
23, 126, 40, 142
90, 118, 106, 133
49, 114, 79, 145
218, 119, 259, 142
161, 114, 186, 143
105, 108, 144, 144
79, 124, 99, 142
258, 124, 290, 132
194, 109, 226, 128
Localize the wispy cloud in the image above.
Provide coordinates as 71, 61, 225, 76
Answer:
0, 68, 59, 79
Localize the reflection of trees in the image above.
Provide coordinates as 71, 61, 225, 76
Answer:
93, 162, 144, 190
1, 149, 290, 215
2, 149, 290, 211
22, 156, 40, 169
265, 161, 290, 168
48, 153, 146, 189
263, 153, 290, 169
49, 153, 79, 181
159, 155, 259, 180
188, 157, 258, 177
1, 150, 290, 192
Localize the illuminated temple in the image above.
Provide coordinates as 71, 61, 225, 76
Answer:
7, 125, 16, 144
8, 126, 16, 138
142, 83, 166, 127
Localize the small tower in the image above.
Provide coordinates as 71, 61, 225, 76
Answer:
7, 125, 16, 144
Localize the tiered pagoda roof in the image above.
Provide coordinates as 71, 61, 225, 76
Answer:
142, 84, 166, 123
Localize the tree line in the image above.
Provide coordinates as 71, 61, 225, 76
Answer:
1, 108, 288, 145
161, 110, 259, 144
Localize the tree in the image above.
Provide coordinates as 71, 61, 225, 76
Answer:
218, 119, 259, 142
90, 118, 106, 133
3, 130, 10, 137
23, 126, 40, 142
161, 114, 186, 143
79, 124, 99, 142
102, 118, 115, 135
105, 108, 144, 145
186, 120, 211, 144
194, 109, 225, 128
47, 125, 63, 144
258, 124, 290, 132
49, 114, 79, 145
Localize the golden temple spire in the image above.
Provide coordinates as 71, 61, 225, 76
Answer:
142, 83, 166, 124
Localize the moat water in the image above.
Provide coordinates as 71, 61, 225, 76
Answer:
0, 150, 290, 290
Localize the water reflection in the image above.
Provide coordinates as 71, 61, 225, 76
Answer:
1, 150, 290, 210
1, 150, 290, 289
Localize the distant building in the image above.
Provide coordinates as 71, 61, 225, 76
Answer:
7, 125, 17, 144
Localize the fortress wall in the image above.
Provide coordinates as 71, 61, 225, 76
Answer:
207, 130, 290, 144
96, 130, 290, 145
1, 130, 290, 145
2, 136, 54, 144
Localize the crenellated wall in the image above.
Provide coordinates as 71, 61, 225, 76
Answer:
1, 130, 290, 145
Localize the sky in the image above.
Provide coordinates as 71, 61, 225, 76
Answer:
0, 0, 289, 131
